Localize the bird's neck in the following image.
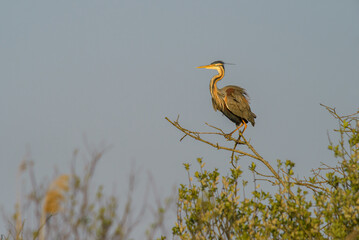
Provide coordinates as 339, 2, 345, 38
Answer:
209, 67, 225, 110
209, 68, 225, 98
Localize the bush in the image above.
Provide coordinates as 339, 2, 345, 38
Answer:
4, 105, 358, 239
169, 105, 359, 239
5, 147, 170, 240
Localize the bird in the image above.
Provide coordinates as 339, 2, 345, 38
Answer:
197, 60, 256, 137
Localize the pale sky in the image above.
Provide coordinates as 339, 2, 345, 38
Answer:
1, 0, 358, 237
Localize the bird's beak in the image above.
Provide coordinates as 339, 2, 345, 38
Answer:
197, 64, 211, 69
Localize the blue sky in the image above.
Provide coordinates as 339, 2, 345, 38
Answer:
1, 0, 358, 236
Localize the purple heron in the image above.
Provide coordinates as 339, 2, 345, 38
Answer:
197, 60, 256, 136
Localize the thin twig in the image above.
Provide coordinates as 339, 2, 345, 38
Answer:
165, 117, 293, 197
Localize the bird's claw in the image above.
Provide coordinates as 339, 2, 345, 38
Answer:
224, 133, 233, 140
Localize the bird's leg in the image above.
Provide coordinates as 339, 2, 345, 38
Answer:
241, 120, 247, 134
229, 123, 242, 136
225, 123, 243, 139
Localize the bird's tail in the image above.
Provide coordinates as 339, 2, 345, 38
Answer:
249, 112, 256, 126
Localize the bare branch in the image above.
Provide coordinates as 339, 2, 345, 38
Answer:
165, 117, 293, 196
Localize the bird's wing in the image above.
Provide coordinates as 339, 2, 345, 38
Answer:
222, 86, 255, 122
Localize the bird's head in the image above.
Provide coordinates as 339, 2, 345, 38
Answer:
197, 60, 225, 71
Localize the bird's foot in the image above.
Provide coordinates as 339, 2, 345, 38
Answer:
224, 133, 233, 140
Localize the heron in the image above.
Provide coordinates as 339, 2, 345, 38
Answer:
197, 60, 256, 137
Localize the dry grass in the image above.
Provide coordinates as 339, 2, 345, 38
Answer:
39, 174, 70, 240
43, 175, 69, 214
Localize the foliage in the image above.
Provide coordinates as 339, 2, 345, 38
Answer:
3, 105, 358, 240
4, 146, 171, 240
170, 105, 359, 239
